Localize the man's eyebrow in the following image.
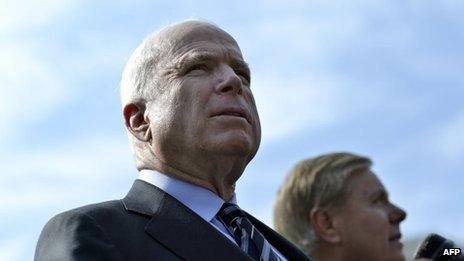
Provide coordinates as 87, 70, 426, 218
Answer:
176, 52, 218, 68
231, 59, 250, 74
372, 188, 389, 199
175, 51, 250, 73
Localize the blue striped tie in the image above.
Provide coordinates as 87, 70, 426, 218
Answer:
217, 203, 282, 261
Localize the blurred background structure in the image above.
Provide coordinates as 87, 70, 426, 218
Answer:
1, 0, 463, 260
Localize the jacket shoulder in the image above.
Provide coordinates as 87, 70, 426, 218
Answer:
35, 200, 126, 261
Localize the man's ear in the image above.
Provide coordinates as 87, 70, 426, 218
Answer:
123, 102, 151, 142
309, 207, 341, 244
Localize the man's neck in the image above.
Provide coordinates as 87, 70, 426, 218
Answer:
140, 151, 246, 201
313, 244, 345, 261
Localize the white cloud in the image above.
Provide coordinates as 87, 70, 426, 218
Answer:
0, 185, 81, 213
4, 135, 133, 179
0, 135, 134, 213
0, 234, 31, 261
237, 12, 365, 70
0, 42, 69, 143
434, 111, 464, 162
0, 0, 76, 35
253, 76, 338, 141
252, 73, 386, 143
0, 0, 79, 142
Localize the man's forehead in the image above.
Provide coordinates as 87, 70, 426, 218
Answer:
176, 42, 245, 64
158, 21, 240, 54
163, 21, 238, 47
349, 170, 387, 196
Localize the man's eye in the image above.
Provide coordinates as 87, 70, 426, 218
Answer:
374, 196, 388, 205
185, 64, 208, 74
235, 71, 250, 85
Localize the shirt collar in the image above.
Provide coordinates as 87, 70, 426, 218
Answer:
138, 169, 237, 222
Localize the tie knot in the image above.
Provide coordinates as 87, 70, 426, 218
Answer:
218, 203, 246, 226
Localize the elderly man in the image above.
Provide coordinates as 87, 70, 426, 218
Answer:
274, 152, 407, 261
35, 20, 308, 261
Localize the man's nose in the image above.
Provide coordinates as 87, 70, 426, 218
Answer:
390, 203, 407, 223
214, 64, 243, 95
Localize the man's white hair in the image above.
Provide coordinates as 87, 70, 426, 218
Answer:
119, 19, 220, 168
120, 19, 219, 106
120, 32, 164, 106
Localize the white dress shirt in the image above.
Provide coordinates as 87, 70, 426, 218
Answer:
138, 169, 237, 244
138, 169, 286, 260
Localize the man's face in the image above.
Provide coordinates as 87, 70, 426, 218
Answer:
334, 169, 407, 261
147, 23, 261, 172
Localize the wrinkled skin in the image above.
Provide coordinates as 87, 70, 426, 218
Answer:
125, 21, 261, 200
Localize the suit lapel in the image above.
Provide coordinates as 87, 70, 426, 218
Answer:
246, 213, 311, 261
123, 180, 252, 261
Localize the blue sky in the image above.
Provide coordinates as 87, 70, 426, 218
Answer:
1, 0, 463, 260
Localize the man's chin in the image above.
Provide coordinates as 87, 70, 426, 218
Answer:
386, 251, 405, 261
208, 135, 256, 157
219, 142, 253, 157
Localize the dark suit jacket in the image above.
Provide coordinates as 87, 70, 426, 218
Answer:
35, 180, 310, 261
